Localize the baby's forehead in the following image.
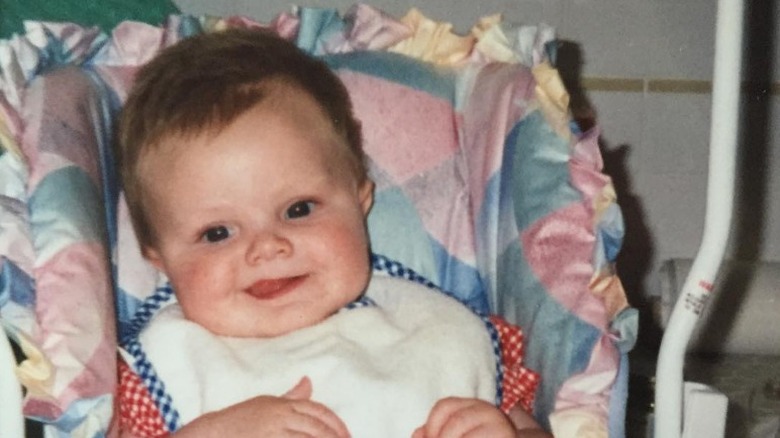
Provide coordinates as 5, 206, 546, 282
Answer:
139, 93, 349, 162
136, 81, 362, 180
161, 79, 331, 143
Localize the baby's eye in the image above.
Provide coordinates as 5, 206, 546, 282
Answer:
201, 225, 232, 243
285, 201, 315, 219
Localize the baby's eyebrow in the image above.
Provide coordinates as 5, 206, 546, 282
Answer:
292, 173, 337, 191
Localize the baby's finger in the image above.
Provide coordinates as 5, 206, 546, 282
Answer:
459, 424, 499, 438
419, 398, 476, 437
292, 400, 351, 438
283, 417, 344, 438
437, 403, 514, 438
436, 407, 483, 438
441, 416, 494, 438
284, 430, 344, 438
283, 377, 313, 400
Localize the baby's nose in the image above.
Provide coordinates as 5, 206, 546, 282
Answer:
246, 231, 292, 263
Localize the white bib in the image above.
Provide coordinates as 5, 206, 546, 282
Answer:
131, 275, 498, 437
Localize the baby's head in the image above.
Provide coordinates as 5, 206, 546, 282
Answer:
117, 29, 374, 338
118, 28, 367, 248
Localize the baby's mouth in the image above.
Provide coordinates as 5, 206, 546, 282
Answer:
245, 275, 307, 300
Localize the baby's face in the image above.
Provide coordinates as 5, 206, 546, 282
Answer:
139, 85, 373, 338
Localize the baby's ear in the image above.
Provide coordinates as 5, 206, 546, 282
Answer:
142, 246, 166, 273
359, 179, 374, 215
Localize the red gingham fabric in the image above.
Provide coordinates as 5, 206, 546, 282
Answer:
490, 316, 540, 414
118, 318, 539, 436
118, 360, 169, 437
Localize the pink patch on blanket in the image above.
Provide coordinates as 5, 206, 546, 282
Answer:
551, 335, 619, 422
26, 152, 103, 193
398, 159, 477, 263
22, 399, 63, 424
33, 243, 116, 406
521, 204, 609, 330
61, 332, 117, 403
339, 71, 458, 184
21, 68, 103, 191
101, 21, 169, 66
93, 65, 141, 103
24, 334, 117, 420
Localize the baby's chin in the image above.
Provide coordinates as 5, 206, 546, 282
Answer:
207, 304, 356, 338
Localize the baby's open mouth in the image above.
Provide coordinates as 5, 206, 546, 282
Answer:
245, 275, 307, 300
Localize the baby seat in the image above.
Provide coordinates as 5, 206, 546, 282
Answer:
0, 4, 636, 437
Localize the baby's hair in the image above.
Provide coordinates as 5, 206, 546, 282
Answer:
116, 28, 365, 248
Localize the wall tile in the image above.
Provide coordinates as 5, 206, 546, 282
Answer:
633, 171, 707, 257
631, 171, 708, 296
441, 0, 565, 31
232, 0, 353, 23
640, 93, 712, 176
174, 0, 238, 17
176, 0, 563, 33
560, 0, 716, 79
384, 0, 562, 32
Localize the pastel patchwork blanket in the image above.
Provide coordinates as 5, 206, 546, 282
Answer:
0, 4, 636, 437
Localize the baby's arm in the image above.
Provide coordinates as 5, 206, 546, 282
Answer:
120, 377, 350, 438
173, 378, 349, 437
412, 397, 551, 438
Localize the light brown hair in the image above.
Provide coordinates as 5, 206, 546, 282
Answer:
116, 28, 365, 248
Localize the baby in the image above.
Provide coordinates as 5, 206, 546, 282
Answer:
115, 28, 550, 438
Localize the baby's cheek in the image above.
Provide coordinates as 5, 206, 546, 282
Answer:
174, 263, 237, 332
329, 229, 370, 270
170, 257, 224, 303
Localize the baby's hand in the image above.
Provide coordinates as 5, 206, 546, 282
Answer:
178, 377, 350, 438
412, 397, 516, 438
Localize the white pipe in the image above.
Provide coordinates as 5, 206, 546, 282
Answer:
0, 331, 25, 438
654, 0, 745, 437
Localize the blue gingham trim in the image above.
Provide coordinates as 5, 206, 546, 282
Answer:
122, 283, 176, 345
370, 253, 504, 406
343, 295, 377, 310
122, 284, 375, 432
123, 338, 181, 432
370, 253, 438, 289
121, 283, 179, 431
482, 318, 505, 406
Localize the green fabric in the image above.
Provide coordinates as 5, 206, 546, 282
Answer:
0, 0, 181, 38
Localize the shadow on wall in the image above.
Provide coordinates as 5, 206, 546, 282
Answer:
555, 40, 660, 351
555, 0, 776, 354
733, 0, 775, 264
